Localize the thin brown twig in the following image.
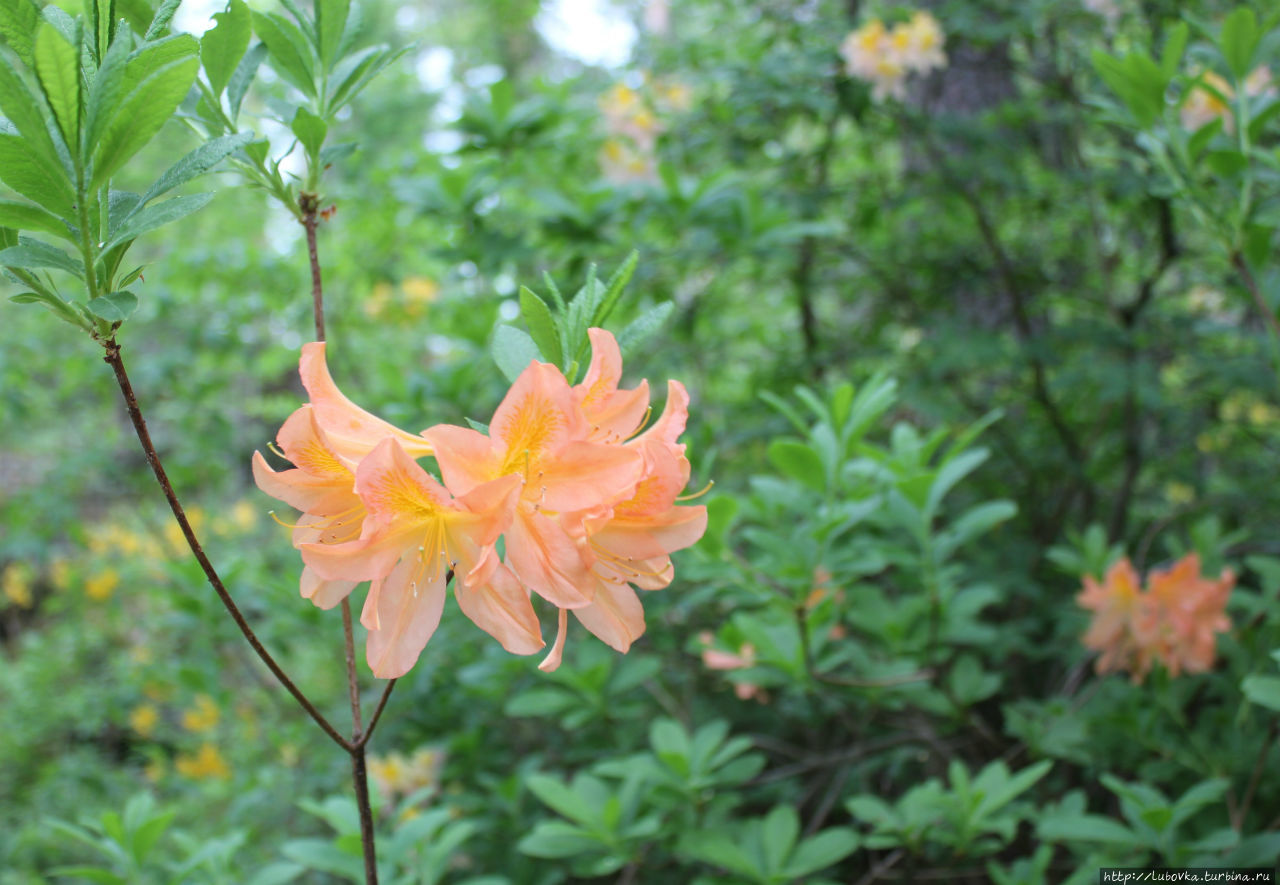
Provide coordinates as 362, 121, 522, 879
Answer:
342, 600, 364, 738
300, 189, 379, 885
300, 192, 326, 342
102, 340, 352, 752
1232, 722, 1277, 830
854, 848, 905, 885
1233, 252, 1280, 344
357, 678, 399, 750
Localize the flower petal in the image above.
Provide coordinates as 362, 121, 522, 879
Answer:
362, 554, 447, 679
422, 423, 500, 498
300, 565, 358, 609
592, 504, 708, 560
573, 579, 645, 653
455, 563, 545, 655
506, 507, 595, 608
299, 342, 433, 461
538, 607, 569, 672
537, 441, 644, 512
489, 361, 587, 473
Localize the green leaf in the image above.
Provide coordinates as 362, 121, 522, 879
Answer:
252, 11, 316, 97
143, 0, 181, 40
592, 249, 638, 327
46, 868, 127, 885
1219, 7, 1258, 81
649, 718, 691, 766
34, 22, 81, 150
314, 0, 348, 67
785, 829, 861, 879
86, 289, 138, 322
491, 324, 540, 384
0, 51, 58, 147
1092, 49, 1164, 128
677, 831, 759, 878
244, 862, 305, 885
925, 448, 989, 519
502, 687, 575, 717
202, 0, 251, 96
91, 38, 199, 191
9, 289, 91, 329
328, 44, 407, 112
519, 285, 563, 369
87, 0, 114, 64
279, 838, 362, 878
1159, 21, 1189, 80
102, 192, 213, 251
1038, 814, 1143, 846
84, 22, 131, 152
767, 439, 826, 493
290, 106, 326, 158
0, 0, 41, 66
0, 132, 75, 213
142, 132, 251, 204
130, 809, 174, 863
617, 301, 673, 352
0, 238, 83, 275
0, 198, 68, 237
525, 774, 596, 827
227, 41, 266, 121
1242, 674, 1280, 711
516, 821, 601, 859
761, 806, 799, 874
700, 495, 737, 557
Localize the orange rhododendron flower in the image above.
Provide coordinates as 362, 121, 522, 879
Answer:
304, 438, 527, 678
252, 406, 365, 609
424, 359, 645, 611
299, 342, 434, 462
255, 328, 705, 678
1134, 554, 1233, 679
1077, 554, 1232, 683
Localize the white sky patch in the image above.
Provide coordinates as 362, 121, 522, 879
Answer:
536, 0, 636, 68
172, 0, 222, 36
415, 47, 455, 92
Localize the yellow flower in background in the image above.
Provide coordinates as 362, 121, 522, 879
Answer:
369, 747, 444, 802
280, 743, 300, 767
48, 558, 71, 590
364, 281, 394, 319
1196, 431, 1222, 453
1180, 66, 1272, 133
130, 644, 154, 665
656, 80, 692, 112
1164, 482, 1194, 506
175, 743, 230, 780
840, 10, 946, 102
402, 276, 439, 306
129, 704, 159, 737
85, 568, 120, 601
3, 563, 33, 609
1249, 402, 1277, 427
181, 694, 220, 733
231, 499, 257, 531
601, 83, 642, 116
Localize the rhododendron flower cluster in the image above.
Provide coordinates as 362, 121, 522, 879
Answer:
839, 11, 946, 102
598, 78, 691, 184
1077, 554, 1233, 684
1180, 66, 1275, 133
254, 329, 707, 679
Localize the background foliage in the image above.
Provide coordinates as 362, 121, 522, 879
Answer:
2, 0, 1279, 881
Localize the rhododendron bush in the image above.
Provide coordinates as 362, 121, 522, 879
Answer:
3, 0, 1280, 882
